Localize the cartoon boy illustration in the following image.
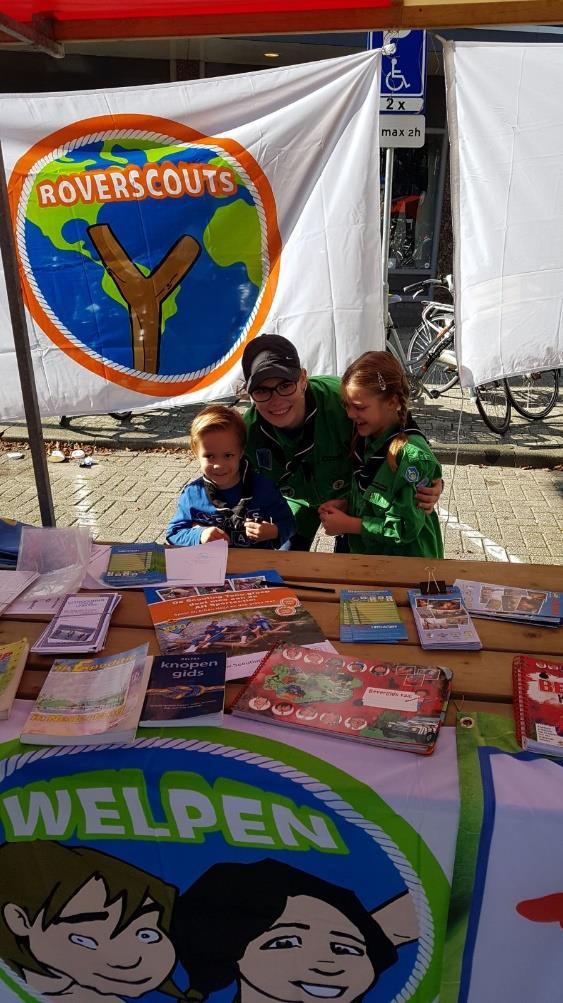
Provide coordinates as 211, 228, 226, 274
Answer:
0, 841, 183, 1002
171, 859, 418, 1003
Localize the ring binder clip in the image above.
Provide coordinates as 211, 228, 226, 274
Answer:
419, 566, 448, 596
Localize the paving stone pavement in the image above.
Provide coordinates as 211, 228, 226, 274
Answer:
0, 445, 561, 564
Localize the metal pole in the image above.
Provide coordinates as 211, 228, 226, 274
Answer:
0, 141, 56, 526
381, 145, 395, 316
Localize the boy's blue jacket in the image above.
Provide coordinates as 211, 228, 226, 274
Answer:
166, 464, 295, 548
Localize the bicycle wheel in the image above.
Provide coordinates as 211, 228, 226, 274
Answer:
475, 381, 512, 435
407, 322, 459, 394
505, 369, 560, 420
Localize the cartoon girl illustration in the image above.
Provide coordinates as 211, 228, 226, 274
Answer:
171, 859, 417, 1003
0, 841, 183, 1003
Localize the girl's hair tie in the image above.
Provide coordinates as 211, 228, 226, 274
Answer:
377, 371, 387, 391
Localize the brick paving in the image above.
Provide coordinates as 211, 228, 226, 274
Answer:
0, 445, 561, 564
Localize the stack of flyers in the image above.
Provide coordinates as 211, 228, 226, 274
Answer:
408, 587, 482, 650
454, 580, 563, 627
340, 589, 408, 643
32, 593, 121, 654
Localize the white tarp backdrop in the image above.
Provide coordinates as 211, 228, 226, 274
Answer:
444, 41, 563, 388
0, 51, 383, 420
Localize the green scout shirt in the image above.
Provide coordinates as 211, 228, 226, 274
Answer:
348, 431, 444, 558
244, 376, 353, 544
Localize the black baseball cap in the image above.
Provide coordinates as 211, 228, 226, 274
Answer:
242, 334, 302, 394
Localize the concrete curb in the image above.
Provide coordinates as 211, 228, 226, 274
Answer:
1, 425, 560, 468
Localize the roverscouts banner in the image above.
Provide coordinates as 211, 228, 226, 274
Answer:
0, 51, 383, 420
444, 42, 563, 388
0, 702, 457, 1003
442, 711, 563, 1001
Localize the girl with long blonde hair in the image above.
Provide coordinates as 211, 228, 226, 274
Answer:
318, 352, 443, 557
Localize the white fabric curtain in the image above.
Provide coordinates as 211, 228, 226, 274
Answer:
444, 41, 563, 387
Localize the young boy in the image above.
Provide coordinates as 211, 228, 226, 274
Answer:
166, 405, 295, 548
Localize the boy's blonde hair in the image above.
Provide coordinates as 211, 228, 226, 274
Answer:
189, 404, 247, 453
341, 352, 410, 472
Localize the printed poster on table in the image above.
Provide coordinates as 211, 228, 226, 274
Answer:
0, 50, 383, 419
442, 712, 563, 1002
0, 703, 457, 1002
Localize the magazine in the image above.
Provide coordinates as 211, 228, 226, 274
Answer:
408, 587, 482, 650
144, 584, 333, 682
231, 643, 453, 755
340, 589, 407, 643
140, 651, 226, 727
454, 580, 562, 626
513, 654, 563, 757
21, 644, 150, 746
0, 639, 29, 720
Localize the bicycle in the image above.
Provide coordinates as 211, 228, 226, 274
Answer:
388, 277, 513, 435
505, 369, 560, 421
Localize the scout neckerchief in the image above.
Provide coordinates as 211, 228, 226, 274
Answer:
203, 459, 254, 540
352, 414, 427, 492
255, 385, 317, 487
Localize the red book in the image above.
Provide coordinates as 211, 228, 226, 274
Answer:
513, 654, 563, 756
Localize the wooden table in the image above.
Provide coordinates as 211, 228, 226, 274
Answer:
5, 552, 562, 725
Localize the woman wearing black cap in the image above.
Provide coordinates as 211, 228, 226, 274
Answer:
241, 335, 440, 550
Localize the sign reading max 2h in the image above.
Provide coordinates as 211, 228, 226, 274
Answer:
369, 30, 426, 148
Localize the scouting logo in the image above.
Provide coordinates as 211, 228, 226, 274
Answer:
10, 114, 281, 395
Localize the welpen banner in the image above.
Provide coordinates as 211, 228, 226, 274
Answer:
0, 709, 458, 1003
0, 51, 383, 420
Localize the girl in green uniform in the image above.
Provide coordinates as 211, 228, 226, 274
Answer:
318, 352, 443, 558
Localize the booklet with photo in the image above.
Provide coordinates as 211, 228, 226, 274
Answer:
0, 638, 29, 720
513, 655, 563, 757
32, 593, 121, 654
454, 580, 563, 626
231, 643, 453, 755
340, 589, 408, 643
20, 643, 150, 746
140, 651, 226, 728
144, 584, 333, 682
408, 587, 482, 650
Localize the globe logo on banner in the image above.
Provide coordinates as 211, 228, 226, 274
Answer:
10, 115, 280, 395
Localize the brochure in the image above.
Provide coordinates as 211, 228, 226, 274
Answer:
513, 654, 563, 757
0, 639, 29, 720
340, 589, 408, 643
140, 651, 226, 727
231, 643, 453, 755
20, 643, 150, 745
144, 584, 333, 682
84, 539, 228, 590
31, 593, 121, 654
101, 543, 166, 587
408, 587, 482, 650
153, 569, 284, 601
454, 580, 563, 626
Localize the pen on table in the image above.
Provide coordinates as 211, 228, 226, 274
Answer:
283, 581, 337, 594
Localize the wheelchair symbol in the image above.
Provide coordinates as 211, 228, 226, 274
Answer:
385, 57, 410, 92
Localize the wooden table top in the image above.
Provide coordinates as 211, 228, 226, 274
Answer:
5, 551, 562, 726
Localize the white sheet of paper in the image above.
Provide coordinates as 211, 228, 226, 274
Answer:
164, 540, 228, 587
0, 571, 39, 614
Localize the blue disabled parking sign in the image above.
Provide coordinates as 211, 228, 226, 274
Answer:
368, 29, 427, 113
